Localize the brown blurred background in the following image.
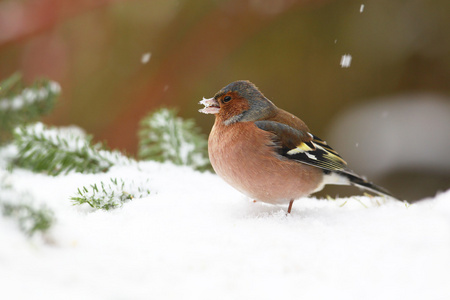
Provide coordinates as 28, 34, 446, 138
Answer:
1, 0, 449, 201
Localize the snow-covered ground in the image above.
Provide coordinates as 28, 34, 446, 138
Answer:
1, 152, 450, 299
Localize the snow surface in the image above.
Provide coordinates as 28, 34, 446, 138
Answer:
1, 152, 450, 299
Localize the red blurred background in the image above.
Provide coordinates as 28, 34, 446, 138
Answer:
1, 0, 449, 200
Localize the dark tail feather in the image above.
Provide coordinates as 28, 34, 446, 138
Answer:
338, 171, 396, 199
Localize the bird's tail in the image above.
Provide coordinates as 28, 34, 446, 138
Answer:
322, 170, 395, 199
337, 171, 395, 198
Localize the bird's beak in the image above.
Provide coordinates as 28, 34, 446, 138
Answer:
198, 97, 220, 114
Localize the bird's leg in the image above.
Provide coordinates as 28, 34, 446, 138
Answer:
287, 200, 294, 214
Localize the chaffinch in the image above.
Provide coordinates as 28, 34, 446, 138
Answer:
199, 80, 393, 213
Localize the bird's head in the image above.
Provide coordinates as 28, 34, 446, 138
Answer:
199, 80, 276, 125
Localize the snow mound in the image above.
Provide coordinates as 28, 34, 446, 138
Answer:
1, 158, 449, 299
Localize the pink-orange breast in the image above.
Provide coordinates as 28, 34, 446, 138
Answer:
208, 121, 323, 204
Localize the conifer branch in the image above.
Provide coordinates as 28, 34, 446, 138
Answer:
71, 178, 151, 210
0, 180, 54, 236
1, 202, 54, 236
0, 73, 60, 144
12, 123, 132, 176
138, 108, 210, 170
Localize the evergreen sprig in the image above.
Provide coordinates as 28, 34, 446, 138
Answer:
138, 108, 210, 170
1, 202, 54, 236
0, 180, 54, 236
12, 122, 131, 176
71, 178, 151, 210
0, 73, 60, 144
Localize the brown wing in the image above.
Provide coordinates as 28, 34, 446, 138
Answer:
254, 120, 348, 172
254, 120, 395, 197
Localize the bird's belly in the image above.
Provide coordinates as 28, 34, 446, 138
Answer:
208, 123, 323, 204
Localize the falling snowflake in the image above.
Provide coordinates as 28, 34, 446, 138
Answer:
141, 52, 152, 64
340, 54, 352, 68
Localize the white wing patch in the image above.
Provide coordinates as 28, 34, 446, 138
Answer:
284, 134, 348, 171
286, 142, 314, 155
305, 152, 317, 160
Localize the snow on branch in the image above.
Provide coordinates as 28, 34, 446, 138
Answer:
138, 108, 210, 170
12, 123, 133, 176
0, 73, 60, 144
71, 178, 151, 210
0, 179, 54, 236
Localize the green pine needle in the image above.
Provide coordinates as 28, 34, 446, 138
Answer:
355, 198, 369, 208
71, 178, 151, 210
326, 195, 336, 201
1, 202, 54, 236
138, 108, 210, 170
0, 179, 54, 236
12, 122, 132, 176
339, 200, 348, 207
0, 73, 60, 144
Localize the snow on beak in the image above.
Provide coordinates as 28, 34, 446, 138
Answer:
198, 97, 220, 114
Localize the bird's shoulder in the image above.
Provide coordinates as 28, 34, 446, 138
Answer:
265, 108, 310, 132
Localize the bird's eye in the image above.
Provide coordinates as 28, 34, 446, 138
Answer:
223, 96, 232, 103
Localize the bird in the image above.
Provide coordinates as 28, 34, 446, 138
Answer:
199, 80, 394, 213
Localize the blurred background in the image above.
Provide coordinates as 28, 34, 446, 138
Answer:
1, 0, 449, 201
